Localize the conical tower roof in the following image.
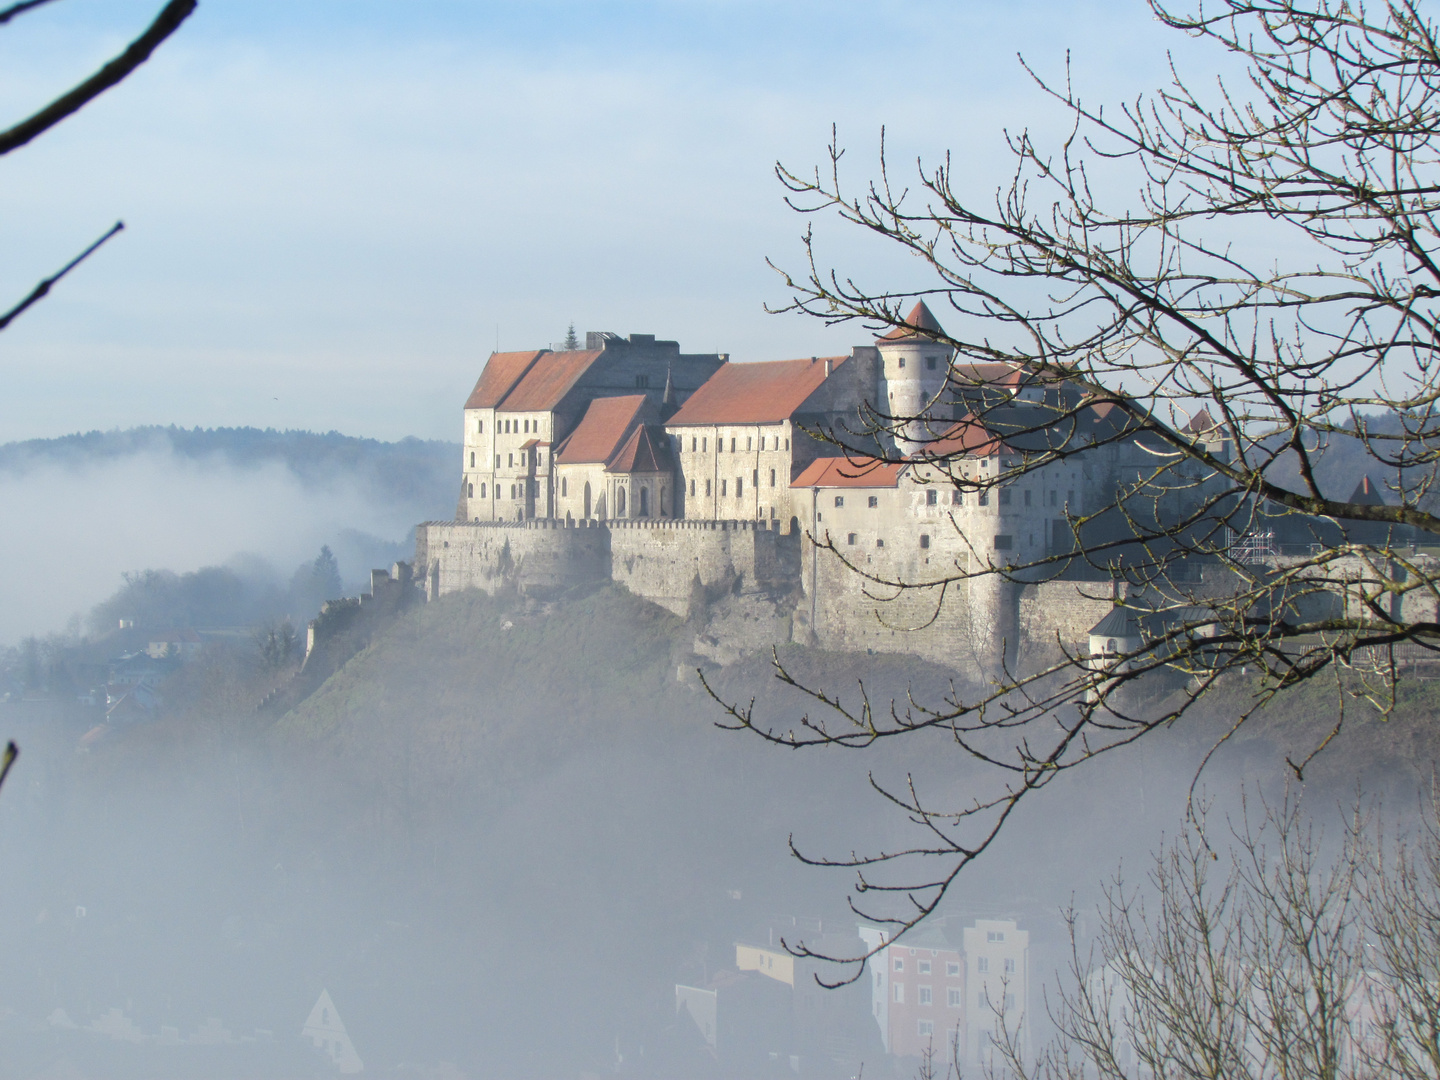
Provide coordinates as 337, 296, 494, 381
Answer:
1349, 475, 1388, 506
878, 300, 946, 342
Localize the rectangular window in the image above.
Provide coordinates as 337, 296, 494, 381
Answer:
523, 419, 529, 433
508, 454, 514, 467
770, 469, 776, 487
994, 535, 1013, 550
978, 991, 989, 1009
918, 1020, 933, 1037
730, 438, 736, 452
785, 438, 790, 450
1024, 489, 1032, 506
898, 356, 906, 369
706, 480, 712, 496
736, 478, 743, 497
946, 962, 960, 977
689, 479, 695, 496
987, 931, 1006, 943
691, 437, 697, 452
702, 438, 707, 452
868, 495, 879, 508
977, 957, 989, 973
948, 988, 962, 1008
720, 480, 727, 496
834, 496, 844, 507
894, 983, 905, 1004
999, 488, 1012, 505
894, 957, 904, 972
926, 489, 938, 505
1004, 958, 1016, 974
918, 960, 932, 975
1068, 489, 1076, 507
477, 420, 484, 433
1005, 993, 1015, 1009
919, 987, 932, 1005
470, 452, 475, 467
1049, 490, 1057, 506
753, 469, 758, 486
847, 533, 857, 545
952, 490, 963, 505
926, 356, 938, 370
876, 538, 885, 548
979, 491, 989, 506
746, 437, 752, 450
920, 535, 931, 549
495, 455, 501, 467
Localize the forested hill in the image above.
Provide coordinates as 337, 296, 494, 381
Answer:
0, 426, 460, 512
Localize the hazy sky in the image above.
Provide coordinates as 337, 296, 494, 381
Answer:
0, 0, 1194, 443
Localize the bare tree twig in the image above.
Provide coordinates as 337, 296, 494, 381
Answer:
0, 220, 123, 332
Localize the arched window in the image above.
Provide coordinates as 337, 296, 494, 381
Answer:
470, 452, 475, 467
617, 486, 627, 516
639, 486, 649, 517
584, 482, 592, 519
561, 477, 568, 497
660, 486, 666, 515
467, 483, 474, 497
481, 483, 487, 498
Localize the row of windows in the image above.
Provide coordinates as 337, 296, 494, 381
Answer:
894, 958, 961, 976
975, 957, 1017, 973
894, 355, 942, 371
845, 533, 933, 549
684, 469, 780, 498
473, 417, 546, 436
826, 488, 1076, 509
466, 482, 533, 500
892, 984, 964, 1008
685, 436, 791, 453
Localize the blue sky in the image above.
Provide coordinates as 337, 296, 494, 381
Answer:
0, 0, 1195, 442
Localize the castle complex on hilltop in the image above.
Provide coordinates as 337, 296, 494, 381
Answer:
413, 303, 1234, 672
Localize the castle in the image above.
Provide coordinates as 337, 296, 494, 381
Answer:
413, 306, 1220, 671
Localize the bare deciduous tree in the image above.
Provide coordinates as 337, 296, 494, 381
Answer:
978, 796, 1440, 1080
714, 0, 1440, 971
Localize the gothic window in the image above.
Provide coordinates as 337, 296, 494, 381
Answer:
561, 477, 568, 497
617, 487, 627, 516
480, 483, 487, 498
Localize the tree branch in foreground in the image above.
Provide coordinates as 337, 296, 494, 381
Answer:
0, 220, 123, 332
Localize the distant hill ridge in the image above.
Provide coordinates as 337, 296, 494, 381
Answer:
0, 425, 461, 510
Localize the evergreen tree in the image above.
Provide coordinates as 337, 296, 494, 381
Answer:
562, 322, 580, 350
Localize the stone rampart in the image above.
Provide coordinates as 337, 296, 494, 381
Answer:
415, 518, 802, 616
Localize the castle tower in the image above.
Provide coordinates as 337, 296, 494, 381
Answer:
877, 300, 953, 454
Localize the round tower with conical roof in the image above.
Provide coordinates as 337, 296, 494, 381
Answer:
876, 300, 954, 453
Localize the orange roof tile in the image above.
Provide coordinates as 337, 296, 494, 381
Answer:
607, 425, 671, 474
554, 395, 650, 465
464, 350, 547, 410
667, 357, 847, 426
499, 349, 604, 412
878, 300, 946, 341
913, 417, 1005, 459
791, 455, 904, 489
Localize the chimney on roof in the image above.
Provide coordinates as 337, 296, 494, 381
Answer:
661, 363, 678, 421
823, 358, 833, 376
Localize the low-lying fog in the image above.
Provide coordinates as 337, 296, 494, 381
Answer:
0, 430, 455, 644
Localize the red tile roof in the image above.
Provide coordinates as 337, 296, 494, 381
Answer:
667, 356, 848, 426
791, 456, 904, 489
554, 395, 650, 465
878, 300, 946, 341
464, 350, 547, 410
607, 424, 671, 474
500, 349, 604, 411
913, 417, 1005, 459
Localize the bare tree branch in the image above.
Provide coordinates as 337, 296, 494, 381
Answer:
0, 220, 123, 332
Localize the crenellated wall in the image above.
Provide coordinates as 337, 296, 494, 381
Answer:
415, 518, 802, 617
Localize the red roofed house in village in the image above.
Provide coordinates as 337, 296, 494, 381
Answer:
459, 332, 725, 521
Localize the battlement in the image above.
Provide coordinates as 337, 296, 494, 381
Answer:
423, 517, 782, 533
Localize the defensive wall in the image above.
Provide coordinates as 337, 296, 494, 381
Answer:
415, 517, 801, 617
